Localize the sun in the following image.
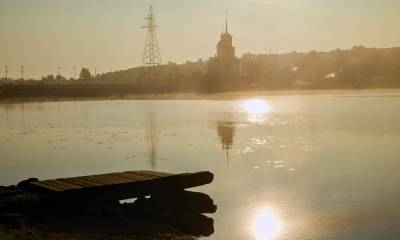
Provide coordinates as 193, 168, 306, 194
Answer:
240, 99, 271, 123
250, 208, 281, 240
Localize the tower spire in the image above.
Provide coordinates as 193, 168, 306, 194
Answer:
225, 11, 228, 33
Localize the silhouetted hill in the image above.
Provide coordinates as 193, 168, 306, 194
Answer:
240, 46, 400, 89
97, 46, 400, 91
1, 46, 399, 94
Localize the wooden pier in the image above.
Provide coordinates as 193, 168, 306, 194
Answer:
1, 170, 216, 237
30, 170, 214, 202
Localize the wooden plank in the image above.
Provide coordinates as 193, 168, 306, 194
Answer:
56, 179, 90, 188
123, 171, 155, 178
49, 179, 83, 190
140, 170, 172, 177
105, 173, 135, 182
119, 172, 154, 181
80, 176, 112, 186
126, 171, 162, 180
31, 182, 62, 192
116, 172, 152, 182
116, 172, 157, 180
39, 181, 72, 191
58, 178, 101, 188
114, 172, 157, 182
33, 180, 78, 192
92, 174, 129, 184
84, 176, 117, 185
102, 174, 135, 184
72, 176, 104, 186
138, 170, 171, 177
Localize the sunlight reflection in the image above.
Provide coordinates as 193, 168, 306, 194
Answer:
240, 99, 271, 123
250, 208, 281, 240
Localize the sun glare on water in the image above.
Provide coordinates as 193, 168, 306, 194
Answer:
240, 99, 271, 123
250, 208, 281, 240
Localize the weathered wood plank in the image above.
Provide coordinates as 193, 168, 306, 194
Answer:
59, 178, 101, 188
91, 175, 129, 184
120, 172, 154, 181
44, 180, 75, 191
34, 180, 80, 192
141, 170, 172, 177
80, 176, 111, 185
105, 173, 134, 182
134, 171, 168, 178
31, 182, 61, 192
49, 179, 83, 190
116, 172, 152, 181
74, 177, 105, 186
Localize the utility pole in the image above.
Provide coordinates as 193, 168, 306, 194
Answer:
5, 65, 8, 80
20, 65, 24, 80
73, 67, 76, 79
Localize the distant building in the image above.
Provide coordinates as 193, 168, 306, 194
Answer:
207, 13, 240, 89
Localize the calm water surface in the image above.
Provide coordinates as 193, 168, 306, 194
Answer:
1, 91, 400, 239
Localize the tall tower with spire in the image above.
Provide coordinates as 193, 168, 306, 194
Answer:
206, 11, 240, 89
216, 11, 235, 59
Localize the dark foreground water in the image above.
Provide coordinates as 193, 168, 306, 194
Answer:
1, 91, 400, 239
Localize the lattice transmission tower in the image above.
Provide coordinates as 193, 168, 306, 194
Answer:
141, 5, 162, 67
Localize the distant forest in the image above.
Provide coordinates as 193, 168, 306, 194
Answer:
240, 46, 400, 90
1, 46, 400, 93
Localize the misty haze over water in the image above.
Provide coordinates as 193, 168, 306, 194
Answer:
1, 91, 400, 239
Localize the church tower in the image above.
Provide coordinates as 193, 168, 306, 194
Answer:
216, 13, 235, 59
206, 12, 240, 90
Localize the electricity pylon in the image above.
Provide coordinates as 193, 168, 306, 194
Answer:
141, 5, 162, 68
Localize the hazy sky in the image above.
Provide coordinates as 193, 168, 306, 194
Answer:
1, 0, 399, 79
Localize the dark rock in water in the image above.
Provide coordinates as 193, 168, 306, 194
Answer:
17, 178, 39, 188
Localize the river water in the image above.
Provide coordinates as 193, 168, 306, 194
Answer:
1, 91, 400, 239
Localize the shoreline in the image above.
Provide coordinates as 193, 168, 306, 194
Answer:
1, 88, 400, 104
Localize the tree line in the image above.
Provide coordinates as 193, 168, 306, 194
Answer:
1, 46, 399, 92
